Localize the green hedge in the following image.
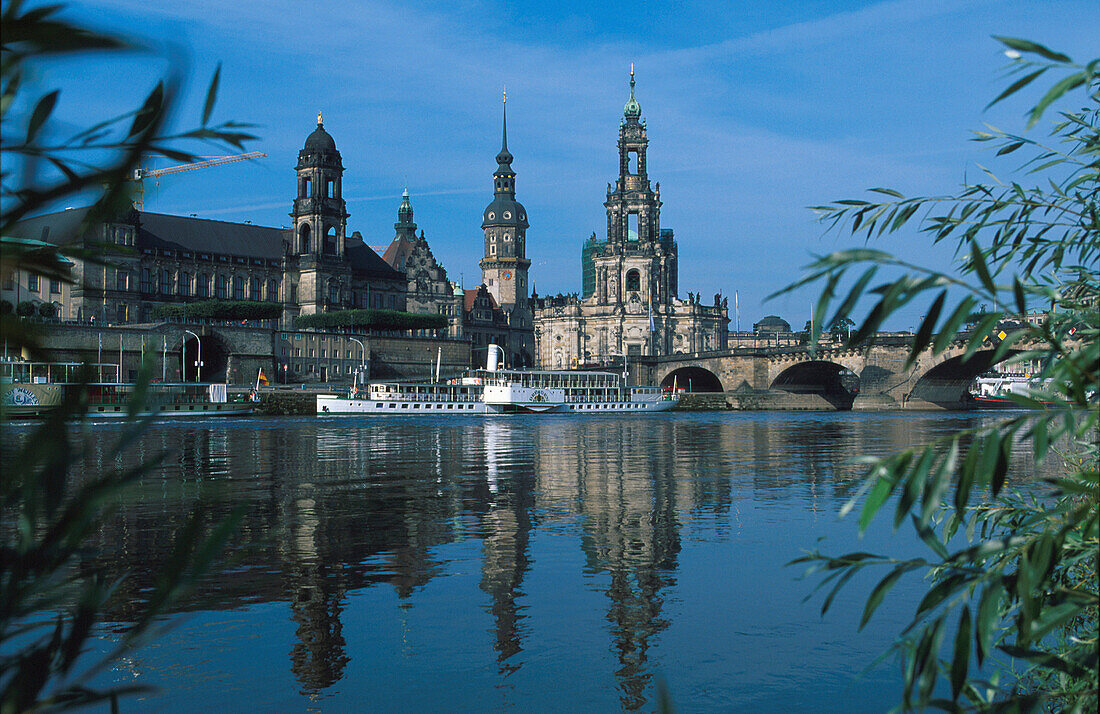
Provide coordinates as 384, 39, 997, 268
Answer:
294, 309, 449, 332
151, 300, 283, 321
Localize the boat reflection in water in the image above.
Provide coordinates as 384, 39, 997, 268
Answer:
32, 412, 1054, 711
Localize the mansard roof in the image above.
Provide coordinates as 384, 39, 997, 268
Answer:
137, 211, 288, 258
345, 238, 405, 280
10, 208, 289, 260
12, 208, 401, 280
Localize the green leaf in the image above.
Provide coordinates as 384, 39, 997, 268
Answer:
975, 581, 1004, 665
897, 451, 933, 528
933, 296, 977, 354
1012, 277, 1027, 315
860, 563, 908, 630
951, 607, 971, 700
920, 440, 956, 527
997, 645, 1091, 679
985, 68, 1046, 110
1027, 72, 1086, 128
993, 36, 1072, 63
995, 141, 1024, 156
128, 82, 164, 137
202, 63, 221, 126
908, 290, 946, 367
990, 438, 1010, 497
26, 89, 59, 143
859, 471, 895, 534
967, 241, 995, 295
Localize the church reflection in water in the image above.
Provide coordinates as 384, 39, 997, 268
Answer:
64, 413, 1010, 708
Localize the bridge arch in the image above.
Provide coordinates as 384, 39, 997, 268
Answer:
771, 360, 860, 410
909, 349, 1013, 408
660, 366, 724, 392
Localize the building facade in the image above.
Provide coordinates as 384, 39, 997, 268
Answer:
381, 190, 464, 339
533, 70, 727, 369
8, 117, 407, 330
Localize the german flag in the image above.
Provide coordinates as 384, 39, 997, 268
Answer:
258, 368, 269, 386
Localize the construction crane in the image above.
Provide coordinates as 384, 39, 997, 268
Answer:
131, 151, 267, 210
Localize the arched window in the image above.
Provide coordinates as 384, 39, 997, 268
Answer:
625, 269, 641, 292
323, 226, 337, 254
298, 224, 311, 253
196, 273, 209, 298
233, 276, 244, 301
267, 278, 279, 301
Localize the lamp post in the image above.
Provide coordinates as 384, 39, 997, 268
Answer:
183, 329, 201, 382
349, 337, 366, 384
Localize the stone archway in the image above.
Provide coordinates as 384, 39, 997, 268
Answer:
771, 360, 860, 410
179, 332, 231, 383
661, 366, 724, 392
909, 349, 1010, 409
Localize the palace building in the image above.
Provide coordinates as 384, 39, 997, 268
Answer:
6, 115, 407, 330
532, 70, 728, 368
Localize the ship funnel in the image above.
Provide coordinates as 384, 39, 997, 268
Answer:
486, 344, 499, 372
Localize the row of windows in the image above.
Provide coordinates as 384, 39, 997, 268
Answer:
130, 269, 282, 301
1, 272, 62, 294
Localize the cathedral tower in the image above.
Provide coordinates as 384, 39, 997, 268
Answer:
591, 67, 677, 309
290, 113, 349, 259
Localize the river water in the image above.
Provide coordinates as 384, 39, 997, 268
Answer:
8, 411, 1052, 711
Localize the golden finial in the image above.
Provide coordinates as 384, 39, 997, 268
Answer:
502, 86, 507, 104
630, 62, 634, 77
317, 111, 323, 125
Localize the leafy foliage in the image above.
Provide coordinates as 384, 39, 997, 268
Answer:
786, 38, 1098, 712
151, 299, 282, 322
1, 1, 253, 708
1, 364, 243, 711
0, 0, 256, 356
294, 308, 449, 332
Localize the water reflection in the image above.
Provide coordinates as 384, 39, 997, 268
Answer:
5, 412, 1053, 710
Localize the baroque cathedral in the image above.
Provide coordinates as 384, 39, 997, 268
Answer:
532, 70, 728, 368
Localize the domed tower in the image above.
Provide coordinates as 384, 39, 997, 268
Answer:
479, 93, 534, 365
480, 94, 530, 313
290, 112, 349, 259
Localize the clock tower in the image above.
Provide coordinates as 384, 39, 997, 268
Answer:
479, 93, 534, 365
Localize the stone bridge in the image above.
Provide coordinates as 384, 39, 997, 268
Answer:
630, 337, 1014, 410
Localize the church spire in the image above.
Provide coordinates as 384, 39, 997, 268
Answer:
623, 64, 641, 120
496, 89, 513, 172
395, 187, 416, 234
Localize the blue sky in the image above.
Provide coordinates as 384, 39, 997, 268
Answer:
26, 0, 1100, 329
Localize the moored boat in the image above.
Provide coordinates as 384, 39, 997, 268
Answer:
317, 344, 680, 415
1, 360, 256, 419
968, 372, 1055, 409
